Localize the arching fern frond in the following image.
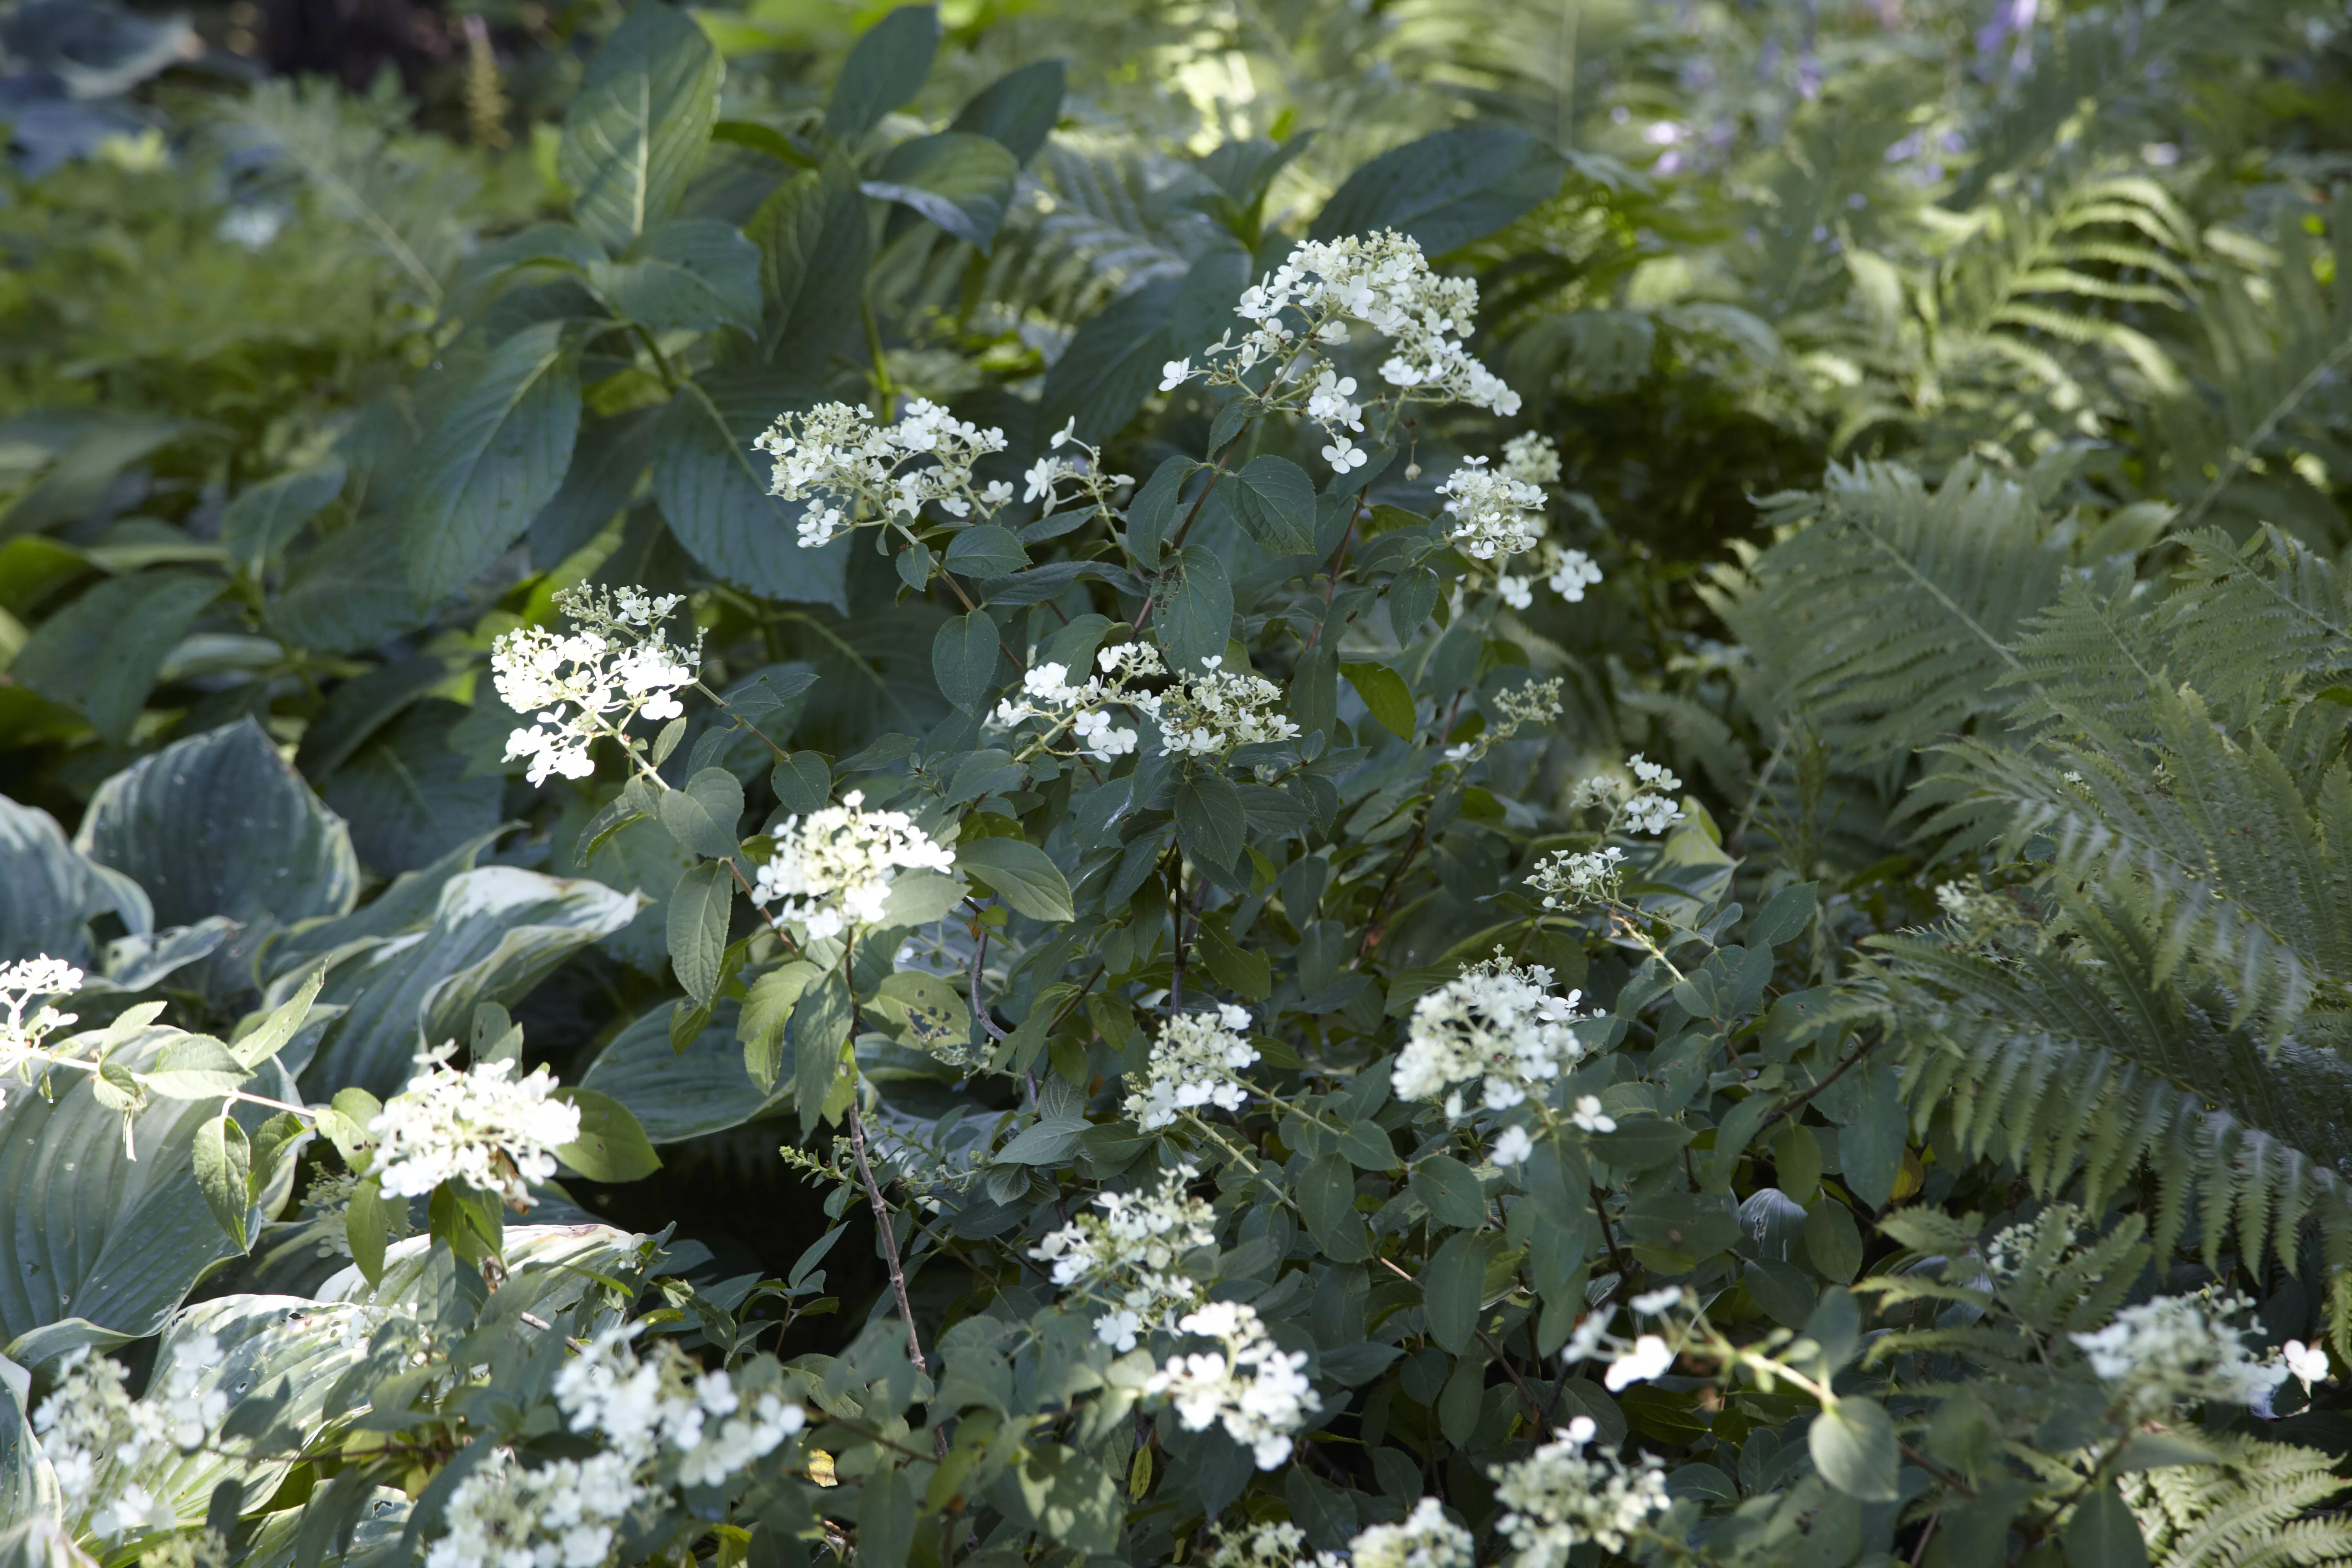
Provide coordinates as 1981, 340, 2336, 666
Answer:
2119, 1431, 2352, 1568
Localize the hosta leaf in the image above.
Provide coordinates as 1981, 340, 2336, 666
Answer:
583, 1000, 788, 1142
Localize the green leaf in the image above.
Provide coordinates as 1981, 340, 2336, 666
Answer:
1311, 125, 1563, 255
1749, 881, 1818, 947
529, 405, 661, 565
222, 460, 346, 575
881, 867, 969, 926
858, 1464, 918, 1568
144, 1035, 252, 1100
1124, 456, 1195, 567
192, 1112, 252, 1250
943, 523, 1030, 579
872, 969, 971, 1054
1837, 1062, 1907, 1212
1228, 455, 1318, 553
949, 58, 1064, 162
594, 219, 761, 332
1037, 274, 1178, 445
1809, 1398, 1899, 1502
1341, 662, 1416, 740
1591, 1117, 1694, 1171
291, 865, 640, 1099
659, 767, 746, 860
1411, 1153, 1489, 1231
1388, 565, 1439, 637
559, 1, 724, 254
745, 152, 871, 371
1175, 775, 1246, 869
1805, 1200, 1864, 1284
932, 610, 1001, 712
792, 970, 853, 1124
652, 382, 849, 608
345, 1177, 391, 1286
957, 838, 1074, 922
12, 571, 226, 744
668, 859, 735, 1004
0, 1025, 254, 1342
2065, 1483, 2150, 1568
552, 1087, 663, 1182
1161, 545, 1233, 675
0, 794, 137, 968
1297, 1150, 1369, 1261
1194, 918, 1271, 1001
1423, 1230, 1492, 1352
866, 131, 1019, 250
825, 5, 937, 139
267, 513, 424, 655
772, 753, 832, 815
402, 320, 582, 603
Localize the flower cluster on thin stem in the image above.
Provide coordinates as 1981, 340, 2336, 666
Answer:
1020, 418, 1134, 531
1206, 1520, 1346, 1568
1032, 1161, 1218, 1351
987, 642, 1166, 763
369, 1045, 581, 1209
751, 789, 957, 944
1160, 231, 1519, 476
1445, 678, 1564, 765
0, 955, 82, 1109
553, 1325, 806, 1486
1136, 655, 1300, 760
492, 585, 700, 787
759, 398, 1012, 548
1346, 1498, 1474, 1568
1122, 1003, 1259, 1132
1395, 949, 1587, 1119
1144, 1298, 1321, 1469
1488, 1415, 1672, 1566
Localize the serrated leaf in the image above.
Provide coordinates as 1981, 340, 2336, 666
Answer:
1228, 454, 1317, 552
934, 610, 1002, 712
943, 523, 1030, 579
143, 1034, 252, 1100
1175, 775, 1246, 869
1160, 545, 1233, 676
13, 571, 227, 744
957, 838, 1073, 922
1341, 662, 1416, 740
659, 767, 746, 860
401, 320, 581, 603
222, 460, 346, 576
865, 130, 1019, 250
1411, 1153, 1489, 1230
823, 5, 938, 140
594, 219, 760, 332
1311, 125, 1562, 255
192, 1112, 252, 1250
667, 859, 735, 1004
559, 2, 724, 253
652, 383, 849, 609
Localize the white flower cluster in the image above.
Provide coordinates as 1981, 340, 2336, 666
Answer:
987, 643, 1164, 762
0, 954, 82, 1108
426, 1449, 640, 1568
1565, 754, 1685, 836
492, 585, 699, 787
1139, 655, 1301, 759
369, 1047, 581, 1209
1348, 1498, 1474, 1568
1161, 232, 1518, 473
757, 399, 1012, 547
1396, 951, 1586, 1118
1501, 431, 1562, 485
1525, 847, 1627, 910
34, 1336, 226, 1541
1557, 1288, 1688, 1393
1207, 1520, 1345, 1568
1018, 418, 1133, 522
1145, 1299, 1321, 1469
1122, 1004, 1260, 1132
1032, 1162, 1218, 1352
1445, 678, 1564, 764
1437, 458, 1547, 562
1489, 1416, 1671, 1567
553, 1326, 806, 1488
2069, 1292, 2291, 1417
751, 789, 958, 943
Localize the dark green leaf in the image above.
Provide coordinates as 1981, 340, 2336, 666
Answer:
1297, 1150, 1369, 1261
949, 59, 1064, 162
772, 753, 832, 815
932, 609, 1002, 712
1411, 1153, 1490, 1230
865, 131, 1019, 250
823, 4, 938, 139
1124, 456, 1196, 567
1175, 775, 1246, 869
13, 571, 225, 743
791, 970, 853, 1124
1423, 1230, 1491, 1352
2065, 1485, 2149, 1568
402, 320, 581, 603
1749, 881, 1819, 947
222, 461, 346, 575
1388, 565, 1439, 636
1161, 544, 1232, 674
1038, 275, 1177, 444
942, 523, 1030, 579
1591, 1117, 1694, 1171
746, 153, 871, 371
651, 382, 848, 608
596, 219, 761, 333
559, 1, 724, 253
144, 1035, 251, 1100
1228, 454, 1317, 552
1805, 1201, 1864, 1284
1311, 125, 1563, 255
659, 767, 746, 860
1193, 918, 1271, 1001
958, 838, 1074, 922
667, 859, 735, 1004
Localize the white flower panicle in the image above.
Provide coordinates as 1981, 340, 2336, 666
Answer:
1207, 1521, 1346, 1568
1565, 754, 1684, 837
0, 954, 82, 1107
553, 1326, 805, 1486
1348, 1498, 1474, 1568
1501, 432, 1563, 487
1445, 678, 1564, 763
1437, 457, 1548, 562
1019, 418, 1134, 523
751, 789, 957, 943
1033, 1163, 1219, 1351
1138, 655, 1301, 758
369, 1047, 582, 1209
34, 1336, 227, 1541
1397, 950, 1586, 1118
426, 1449, 641, 1568
2069, 1292, 2290, 1416
1526, 847, 1628, 910
492, 585, 699, 787
758, 398, 1012, 547
1145, 1300, 1321, 1469
1489, 1417, 1671, 1567
1164, 232, 1518, 472
987, 642, 1164, 761
1122, 1004, 1260, 1131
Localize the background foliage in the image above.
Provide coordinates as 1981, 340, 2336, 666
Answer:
9, 0, 2352, 1565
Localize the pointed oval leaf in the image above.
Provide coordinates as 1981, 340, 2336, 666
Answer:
559, 2, 724, 253
402, 321, 582, 603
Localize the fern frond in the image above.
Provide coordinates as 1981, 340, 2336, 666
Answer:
2120, 1432, 2352, 1568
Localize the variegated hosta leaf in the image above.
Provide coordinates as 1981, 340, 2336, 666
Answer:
580, 1001, 789, 1145
233, 1488, 412, 1568
0, 794, 150, 968
287, 867, 642, 1100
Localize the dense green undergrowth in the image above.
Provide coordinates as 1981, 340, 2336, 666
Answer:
6, 2, 2352, 1566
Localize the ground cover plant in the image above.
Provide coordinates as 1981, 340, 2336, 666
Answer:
7, 1, 2352, 1565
